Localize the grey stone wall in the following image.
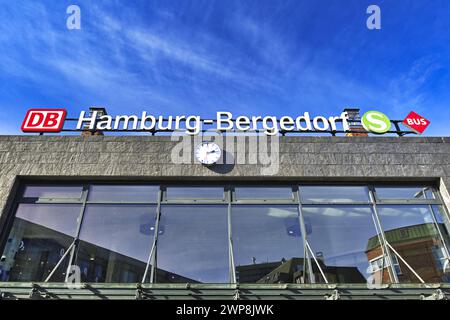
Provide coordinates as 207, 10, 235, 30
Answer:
1, 135, 450, 219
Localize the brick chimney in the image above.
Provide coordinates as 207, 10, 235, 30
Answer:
82, 107, 108, 136
344, 108, 368, 137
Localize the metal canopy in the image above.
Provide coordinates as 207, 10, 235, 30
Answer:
0, 282, 448, 300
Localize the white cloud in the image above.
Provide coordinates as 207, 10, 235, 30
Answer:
267, 207, 297, 218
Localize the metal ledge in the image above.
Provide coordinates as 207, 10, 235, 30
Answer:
0, 282, 449, 300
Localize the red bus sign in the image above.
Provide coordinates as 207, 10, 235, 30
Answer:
402, 111, 430, 134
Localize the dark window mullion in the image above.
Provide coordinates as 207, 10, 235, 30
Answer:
64, 184, 90, 282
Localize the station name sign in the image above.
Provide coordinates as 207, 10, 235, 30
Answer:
21, 108, 430, 135
77, 111, 352, 135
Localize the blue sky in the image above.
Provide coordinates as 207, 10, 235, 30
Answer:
0, 0, 449, 135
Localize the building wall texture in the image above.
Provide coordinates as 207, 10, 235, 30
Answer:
1, 135, 450, 220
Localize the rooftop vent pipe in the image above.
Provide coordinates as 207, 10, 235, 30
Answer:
82, 107, 107, 136
344, 108, 368, 137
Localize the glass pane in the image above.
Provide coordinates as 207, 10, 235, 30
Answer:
433, 205, 450, 256
0, 204, 80, 282
166, 187, 224, 200
23, 185, 83, 199
234, 187, 293, 200
88, 185, 159, 202
434, 205, 449, 225
232, 205, 305, 284
74, 205, 156, 283
302, 206, 384, 284
375, 186, 435, 200
299, 186, 369, 203
156, 205, 229, 283
377, 205, 450, 283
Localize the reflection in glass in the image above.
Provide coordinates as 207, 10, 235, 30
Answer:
299, 186, 369, 203
232, 205, 305, 284
88, 185, 159, 202
434, 205, 450, 253
0, 204, 80, 282
234, 187, 293, 200
156, 205, 229, 283
23, 186, 83, 199
375, 186, 435, 200
302, 206, 382, 283
166, 187, 224, 200
3, 183, 450, 286
75, 205, 156, 283
376, 205, 450, 283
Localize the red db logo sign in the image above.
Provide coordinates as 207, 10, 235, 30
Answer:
402, 111, 430, 134
21, 109, 67, 132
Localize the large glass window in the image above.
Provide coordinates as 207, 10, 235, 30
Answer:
1, 183, 449, 285
231, 205, 305, 284
301, 206, 382, 283
74, 205, 157, 283
156, 205, 229, 283
376, 205, 450, 283
0, 204, 80, 282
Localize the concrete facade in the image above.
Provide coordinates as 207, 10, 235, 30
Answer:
1, 135, 450, 222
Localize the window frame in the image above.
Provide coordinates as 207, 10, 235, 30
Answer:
1, 181, 449, 285
162, 185, 228, 204
87, 184, 160, 204
372, 185, 440, 205
231, 186, 296, 204
298, 184, 372, 205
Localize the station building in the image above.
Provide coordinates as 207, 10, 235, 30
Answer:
0, 108, 449, 300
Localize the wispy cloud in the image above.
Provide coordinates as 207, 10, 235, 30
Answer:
0, 1, 449, 135
0, 2, 288, 113
387, 55, 445, 114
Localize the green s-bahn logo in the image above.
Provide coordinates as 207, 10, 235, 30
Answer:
361, 110, 391, 134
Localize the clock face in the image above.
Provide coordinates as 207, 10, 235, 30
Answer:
195, 142, 221, 165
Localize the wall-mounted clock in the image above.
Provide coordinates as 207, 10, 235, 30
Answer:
195, 142, 221, 165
